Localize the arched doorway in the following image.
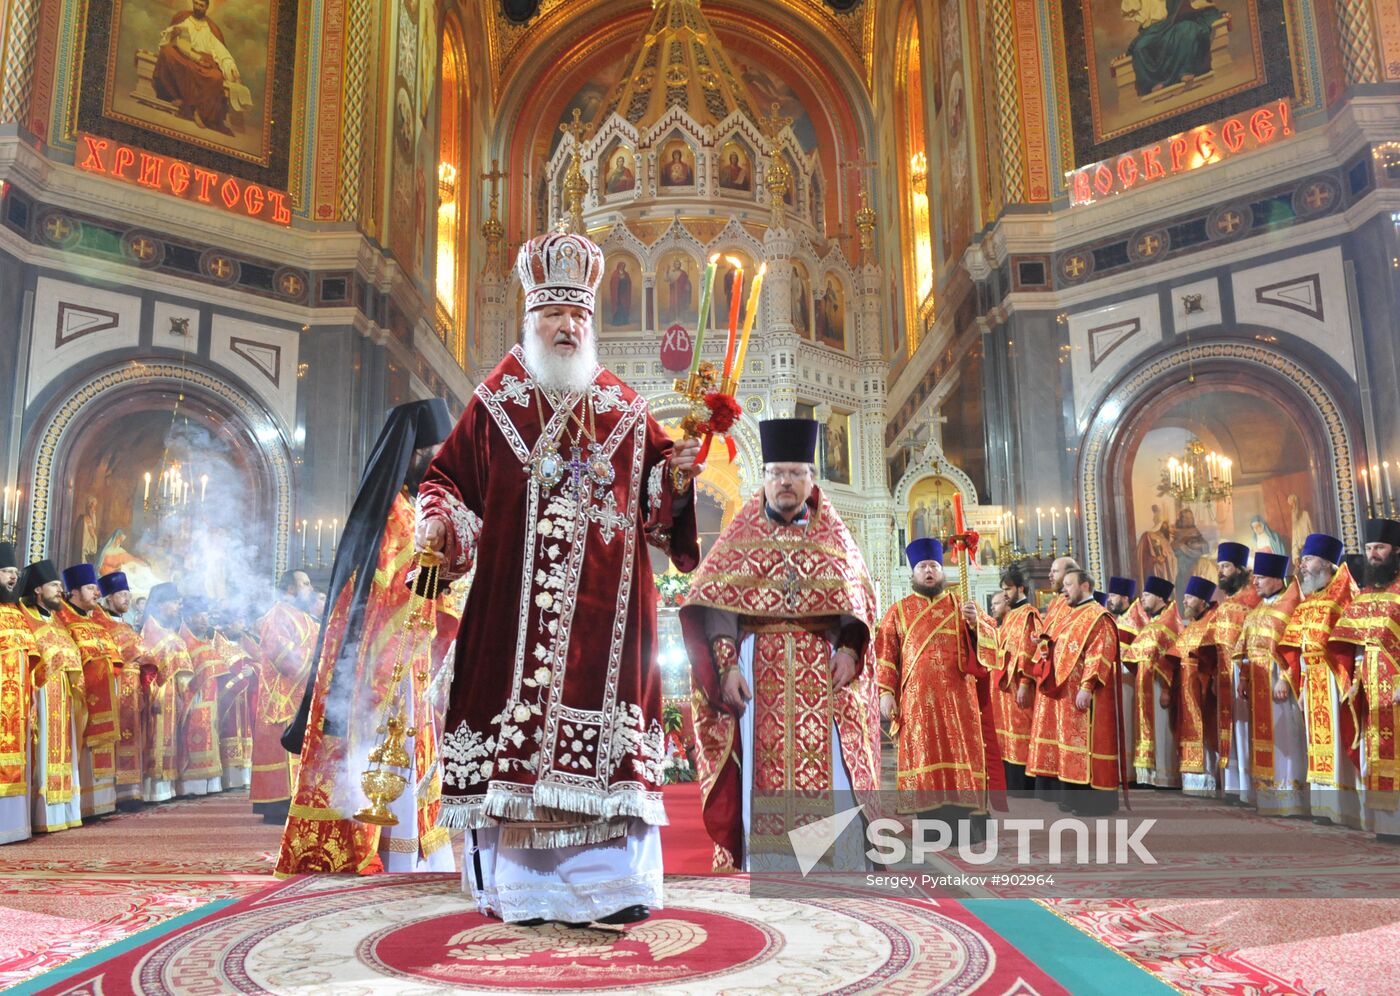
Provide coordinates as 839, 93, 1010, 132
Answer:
1080, 340, 1361, 588
25, 363, 294, 605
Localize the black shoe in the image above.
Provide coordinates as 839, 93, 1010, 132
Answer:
596, 905, 650, 926
515, 918, 549, 927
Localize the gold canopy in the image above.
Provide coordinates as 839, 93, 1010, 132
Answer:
596, 0, 763, 131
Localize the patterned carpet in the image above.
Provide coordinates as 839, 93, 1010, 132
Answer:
1, 789, 1397, 993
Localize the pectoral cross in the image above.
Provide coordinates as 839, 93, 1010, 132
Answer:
566, 445, 587, 496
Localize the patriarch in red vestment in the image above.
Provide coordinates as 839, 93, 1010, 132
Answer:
415, 232, 702, 926
681, 418, 879, 874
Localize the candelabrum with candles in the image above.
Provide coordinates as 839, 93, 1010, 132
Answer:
143, 461, 211, 537
297, 516, 341, 569
1160, 437, 1233, 511
1360, 462, 1399, 519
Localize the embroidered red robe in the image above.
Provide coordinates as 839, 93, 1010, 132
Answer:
277, 494, 458, 875
53, 601, 123, 813
418, 346, 699, 846
680, 488, 879, 872
1122, 603, 1182, 773
1329, 580, 1400, 809
92, 607, 147, 797
140, 617, 192, 788
1027, 599, 1121, 789
0, 605, 40, 801
252, 601, 317, 805
1279, 566, 1358, 782
179, 627, 228, 784
874, 592, 1002, 812
1165, 607, 1218, 775
993, 601, 1041, 766
1232, 583, 1303, 783
23, 604, 85, 828
1208, 586, 1261, 776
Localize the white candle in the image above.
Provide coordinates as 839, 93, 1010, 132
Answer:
1385, 462, 1395, 512
2, 486, 8, 528
1051, 507, 1059, 543
1362, 468, 1374, 516
1036, 507, 1043, 545
200, 474, 208, 503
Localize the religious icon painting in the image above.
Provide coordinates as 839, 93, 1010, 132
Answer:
602, 141, 637, 196
717, 140, 753, 193
906, 475, 960, 542
602, 253, 640, 330
658, 137, 697, 188
822, 410, 853, 486
790, 260, 812, 339
813, 275, 846, 352
1063, 0, 1293, 164
80, 0, 299, 184
657, 252, 699, 328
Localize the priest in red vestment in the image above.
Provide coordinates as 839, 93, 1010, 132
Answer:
1207, 543, 1261, 805
92, 572, 150, 806
1332, 518, 1400, 837
1164, 576, 1219, 797
1122, 575, 1181, 788
278, 398, 457, 876
251, 572, 318, 822
874, 537, 1002, 838
993, 565, 1041, 793
415, 232, 701, 926
0, 546, 41, 843
54, 564, 124, 817
680, 418, 879, 874
1025, 567, 1123, 814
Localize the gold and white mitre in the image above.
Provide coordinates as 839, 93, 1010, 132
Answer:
515, 232, 605, 313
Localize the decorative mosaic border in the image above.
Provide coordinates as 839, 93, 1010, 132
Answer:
27, 363, 293, 580
1079, 340, 1358, 584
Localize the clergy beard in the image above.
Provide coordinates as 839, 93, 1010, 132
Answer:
1218, 571, 1247, 596
1300, 566, 1332, 596
522, 322, 598, 394
1366, 553, 1400, 590
912, 580, 945, 598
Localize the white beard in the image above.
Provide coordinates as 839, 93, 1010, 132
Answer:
1300, 568, 1331, 596
522, 327, 598, 395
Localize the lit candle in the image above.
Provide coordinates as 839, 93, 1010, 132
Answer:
1064, 506, 1072, 543
1036, 507, 1043, 545
1375, 465, 1385, 515
300, 519, 308, 565
200, 474, 208, 503
11, 488, 18, 528
1362, 467, 1374, 517
331, 518, 339, 556
730, 261, 767, 384
1051, 507, 1059, 543
143, 473, 151, 505
316, 518, 324, 564
687, 254, 721, 378
720, 256, 744, 381
1385, 461, 1395, 512
2, 486, 8, 529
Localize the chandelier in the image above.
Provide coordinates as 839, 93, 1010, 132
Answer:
1161, 436, 1233, 505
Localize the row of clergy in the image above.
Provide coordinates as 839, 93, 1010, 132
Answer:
1078, 520, 1400, 838
0, 543, 324, 844
868, 518, 1400, 841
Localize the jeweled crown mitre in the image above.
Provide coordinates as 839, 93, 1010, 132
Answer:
515, 232, 605, 313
